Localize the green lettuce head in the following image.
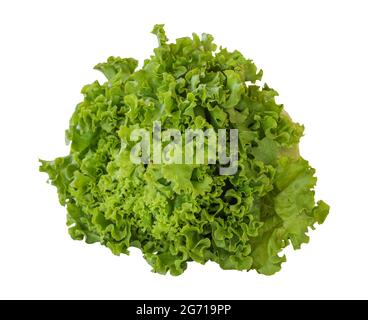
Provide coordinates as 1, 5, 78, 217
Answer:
40, 24, 329, 276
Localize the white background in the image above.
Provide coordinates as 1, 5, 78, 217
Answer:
1, 0, 367, 300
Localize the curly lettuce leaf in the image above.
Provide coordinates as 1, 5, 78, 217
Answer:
40, 24, 329, 276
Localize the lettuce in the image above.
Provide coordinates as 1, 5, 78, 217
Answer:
40, 25, 329, 276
